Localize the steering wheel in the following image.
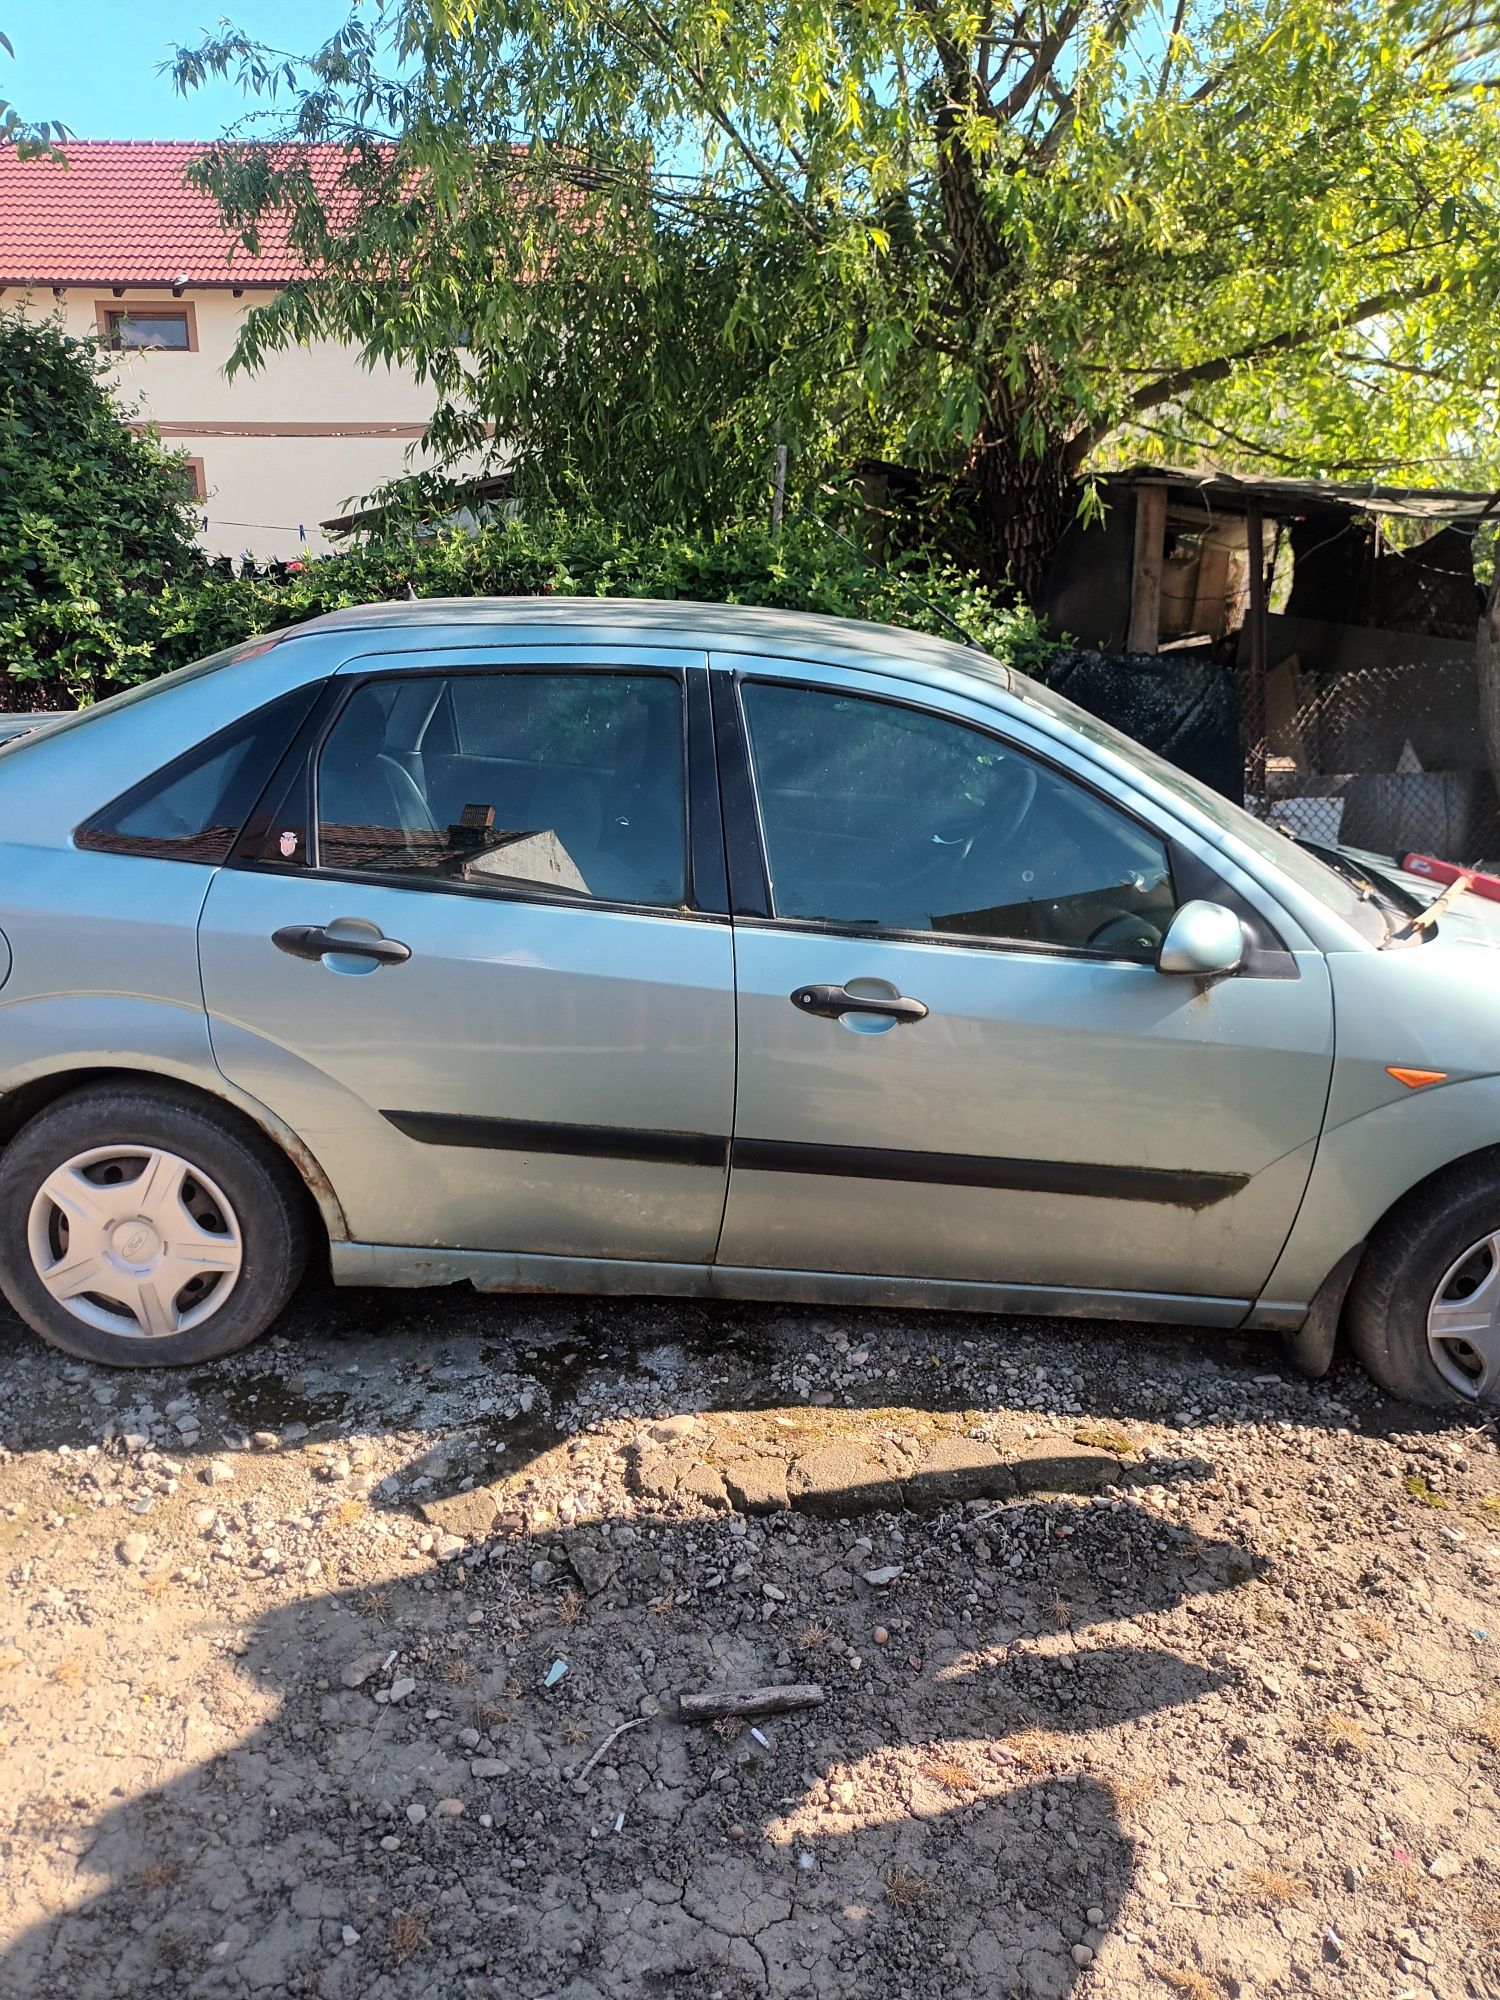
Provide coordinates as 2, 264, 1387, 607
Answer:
1086, 910, 1165, 953
881, 760, 1041, 913
908, 757, 1039, 907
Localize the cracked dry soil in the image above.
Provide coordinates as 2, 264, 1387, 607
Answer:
0, 1286, 1497, 2000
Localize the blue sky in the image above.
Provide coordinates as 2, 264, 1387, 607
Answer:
6, 0, 354, 140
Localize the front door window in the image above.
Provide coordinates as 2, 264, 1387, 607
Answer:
740, 681, 1175, 957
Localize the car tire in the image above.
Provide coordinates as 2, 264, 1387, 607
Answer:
1346, 1151, 1500, 1408
0, 1082, 309, 1368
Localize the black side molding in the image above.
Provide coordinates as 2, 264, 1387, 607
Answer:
382, 1109, 1246, 1209
730, 1137, 1247, 1210
380, 1111, 729, 1170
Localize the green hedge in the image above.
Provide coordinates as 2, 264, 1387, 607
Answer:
0, 310, 203, 706
7, 517, 1056, 705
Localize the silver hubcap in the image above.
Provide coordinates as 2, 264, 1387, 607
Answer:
1426, 1232, 1500, 1399
27, 1145, 242, 1342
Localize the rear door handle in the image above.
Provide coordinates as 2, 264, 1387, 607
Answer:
272, 923, 412, 967
790, 983, 929, 1023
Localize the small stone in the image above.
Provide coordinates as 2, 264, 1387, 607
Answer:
379, 1835, 401, 1852
388, 1677, 416, 1703
1427, 1851, 1462, 1880
872, 1626, 889, 1645
762, 1583, 786, 1602
1087, 1907, 1105, 1926
119, 1533, 149, 1566
340, 1652, 386, 1690
862, 1565, 903, 1587
471, 1758, 509, 1779
1071, 1944, 1094, 1968
434, 1797, 464, 1817
192, 1505, 217, 1531
340, 1926, 360, 1947
405, 1802, 427, 1826
565, 1537, 621, 1597
203, 1459, 235, 1485
250, 1431, 279, 1451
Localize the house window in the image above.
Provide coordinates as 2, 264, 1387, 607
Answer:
175, 457, 207, 503
97, 304, 196, 352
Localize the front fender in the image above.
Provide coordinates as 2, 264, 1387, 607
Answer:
1252, 1071, 1500, 1321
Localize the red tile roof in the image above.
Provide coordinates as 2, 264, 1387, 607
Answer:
0, 140, 342, 287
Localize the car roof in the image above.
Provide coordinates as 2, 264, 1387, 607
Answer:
290, 595, 1011, 691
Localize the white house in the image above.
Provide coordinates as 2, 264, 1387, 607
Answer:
0, 140, 469, 562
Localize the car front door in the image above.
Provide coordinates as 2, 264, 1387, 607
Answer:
713, 662, 1335, 1315
197, 649, 735, 1264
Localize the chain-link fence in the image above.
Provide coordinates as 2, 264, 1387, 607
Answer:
1242, 657, 1500, 866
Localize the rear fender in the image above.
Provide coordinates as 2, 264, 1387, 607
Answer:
0, 993, 348, 1243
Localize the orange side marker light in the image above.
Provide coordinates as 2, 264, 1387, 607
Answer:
1386, 1066, 1447, 1090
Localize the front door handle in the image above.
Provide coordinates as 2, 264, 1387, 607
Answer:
790, 983, 929, 1023
272, 923, 412, 967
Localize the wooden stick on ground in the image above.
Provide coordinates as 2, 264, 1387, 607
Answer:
677, 1683, 825, 1723
575, 1715, 648, 1784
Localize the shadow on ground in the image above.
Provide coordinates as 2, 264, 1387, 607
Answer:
0, 1278, 1443, 1997
0, 1471, 1256, 1999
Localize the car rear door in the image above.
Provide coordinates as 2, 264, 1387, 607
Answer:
712, 659, 1335, 1315
197, 647, 735, 1264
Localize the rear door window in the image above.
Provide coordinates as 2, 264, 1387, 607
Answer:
314, 670, 689, 908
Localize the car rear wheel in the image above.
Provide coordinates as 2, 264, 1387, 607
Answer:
1346, 1153, 1500, 1408
0, 1083, 309, 1367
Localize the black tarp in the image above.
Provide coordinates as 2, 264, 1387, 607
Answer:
1032, 648, 1244, 802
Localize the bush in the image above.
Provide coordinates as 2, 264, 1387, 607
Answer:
8, 514, 1055, 706
0, 309, 203, 706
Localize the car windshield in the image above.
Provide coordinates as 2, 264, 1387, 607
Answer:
1008, 667, 1385, 939
0, 635, 286, 764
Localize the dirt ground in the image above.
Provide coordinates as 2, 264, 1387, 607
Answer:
0, 1282, 1497, 2000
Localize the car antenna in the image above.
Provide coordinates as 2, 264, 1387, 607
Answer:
813, 489, 988, 653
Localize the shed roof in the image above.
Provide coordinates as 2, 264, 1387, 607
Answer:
1100, 465, 1500, 525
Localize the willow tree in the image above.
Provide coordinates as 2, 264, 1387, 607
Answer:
177, 0, 1500, 595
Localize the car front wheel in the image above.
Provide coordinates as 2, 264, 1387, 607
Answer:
1346, 1153, 1500, 1408
0, 1082, 309, 1368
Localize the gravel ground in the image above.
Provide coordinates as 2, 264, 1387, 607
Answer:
0, 1282, 1497, 2000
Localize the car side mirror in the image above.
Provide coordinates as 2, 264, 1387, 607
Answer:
1157, 899, 1244, 978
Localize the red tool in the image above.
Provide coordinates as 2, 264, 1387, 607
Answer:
1401, 853, 1500, 904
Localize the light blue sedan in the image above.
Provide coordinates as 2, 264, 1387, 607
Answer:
0, 599, 1496, 1408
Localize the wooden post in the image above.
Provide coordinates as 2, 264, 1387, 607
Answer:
1126, 481, 1167, 654
1245, 500, 1269, 806
770, 443, 787, 537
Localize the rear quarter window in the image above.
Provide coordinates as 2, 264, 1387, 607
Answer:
75, 687, 320, 865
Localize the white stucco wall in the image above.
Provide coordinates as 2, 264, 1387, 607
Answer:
19, 288, 480, 561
